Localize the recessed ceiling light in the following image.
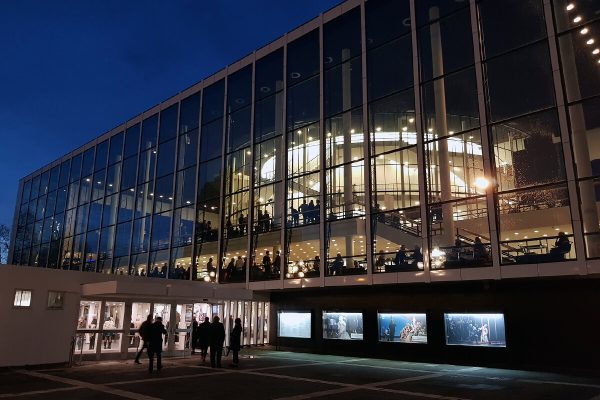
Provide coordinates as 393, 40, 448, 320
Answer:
587, 38, 595, 45
566, 3, 574, 11
593, 49, 600, 55
574, 16, 582, 23
581, 27, 589, 34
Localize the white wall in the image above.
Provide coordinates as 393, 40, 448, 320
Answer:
0, 266, 83, 367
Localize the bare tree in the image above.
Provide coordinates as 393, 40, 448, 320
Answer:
0, 224, 10, 264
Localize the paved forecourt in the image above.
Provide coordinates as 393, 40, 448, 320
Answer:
1, 349, 600, 400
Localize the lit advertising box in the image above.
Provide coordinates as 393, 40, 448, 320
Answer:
444, 313, 506, 347
322, 311, 363, 340
277, 311, 311, 338
378, 313, 427, 343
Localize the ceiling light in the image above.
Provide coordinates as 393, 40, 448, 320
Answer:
408, 118, 414, 123
566, 3, 574, 11
587, 38, 595, 45
573, 16, 582, 23
350, 129, 355, 134
593, 48, 600, 54
581, 27, 589, 34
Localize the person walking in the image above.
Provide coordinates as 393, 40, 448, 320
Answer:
229, 318, 242, 367
147, 316, 167, 373
134, 314, 153, 364
209, 316, 225, 368
198, 316, 211, 363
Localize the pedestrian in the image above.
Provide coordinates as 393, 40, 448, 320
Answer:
198, 316, 211, 363
191, 317, 199, 354
209, 316, 225, 368
147, 316, 167, 373
134, 314, 153, 364
230, 318, 242, 367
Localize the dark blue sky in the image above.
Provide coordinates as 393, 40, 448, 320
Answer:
0, 0, 341, 228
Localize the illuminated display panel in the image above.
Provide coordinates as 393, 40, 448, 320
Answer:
444, 313, 506, 347
378, 313, 427, 343
322, 311, 363, 340
278, 311, 311, 338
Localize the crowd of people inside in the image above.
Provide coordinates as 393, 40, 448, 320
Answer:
290, 199, 320, 226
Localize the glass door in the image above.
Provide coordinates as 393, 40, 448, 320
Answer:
175, 304, 194, 352
153, 303, 171, 351
129, 302, 151, 353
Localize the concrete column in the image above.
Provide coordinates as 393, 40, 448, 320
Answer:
561, 39, 600, 245
430, 7, 455, 246
342, 48, 354, 217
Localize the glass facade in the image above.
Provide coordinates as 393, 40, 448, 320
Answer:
13, 0, 598, 283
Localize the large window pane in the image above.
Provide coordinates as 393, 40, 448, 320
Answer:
180, 92, 200, 133
491, 110, 566, 192
365, 0, 411, 49
418, 8, 474, 81
372, 146, 420, 210
285, 225, 320, 279
287, 30, 319, 84
254, 137, 281, 186
156, 139, 176, 178
428, 197, 491, 269
108, 132, 124, 165
159, 103, 178, 143
200, 118, 224, 162
325, 109, 364, 167
367, 36, 413, 101
81, 148, 95, 178
141, 114, 158, 151
254, 94, 284, 142
178, 129, 198, 170
176, 167, 196, 208
325, 218, 367, 276
485, 42, 555, 122
324, 57, 362, 117
287, 171, 320, 227
124, 124, 140, 159
497, 185, 575, 264
478, 0, 546, 59
227, 65, 252, 113
138, 148, 156, 184
422, 67, 479, 138
118, 189, 135, 223
369, 89, 416, 156
114, 221, 132, 258
172, 206, 194, 247
287, 76, 320, 131
154, 174, 174, 214
324, 7, 361, 67
151, 211, 172, 250
227, 106, 251, 152
131, 217, 150, 254
198, 158, 222, 202
325, 160, 365, 220
372, 208, 423, 273
426, 131, 485, 203
202, 80, 225, 123
256, 48, 283, 100
287, 122, 320, 177
559, 20, 600, 102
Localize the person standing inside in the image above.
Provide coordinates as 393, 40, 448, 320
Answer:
147, 316, 167, 373
134, 314, 153, 364
198, 316, 211, 363
262, 250, 272, 277
230, 318, 242, 367
209, 316, 225, 368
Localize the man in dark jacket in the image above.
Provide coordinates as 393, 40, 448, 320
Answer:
209, 316, 225, 368
147, 316, 167, 373
198, 316, 211, 363
134, 314, 153, 364
229, 318, 242, 367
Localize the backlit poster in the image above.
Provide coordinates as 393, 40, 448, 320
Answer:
378, 313, 427, 343
278, 311, 312, 338
444, 313, 506, 347
322, 311, 363, 340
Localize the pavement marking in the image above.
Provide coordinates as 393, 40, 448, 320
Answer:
16, 370, 162, 400
108, 370, 232, 386
519, 379, 600, 390
0, 386, 81, 398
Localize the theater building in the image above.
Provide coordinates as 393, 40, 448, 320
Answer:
5, 0, 600, 369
